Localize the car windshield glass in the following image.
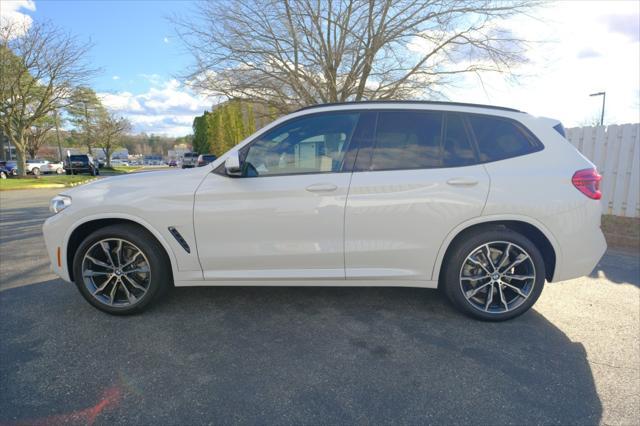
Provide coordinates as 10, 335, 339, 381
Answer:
69, 155, 87, 161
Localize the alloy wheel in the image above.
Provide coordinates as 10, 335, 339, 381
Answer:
459, 241, 536, 314
81, 238, 151, 307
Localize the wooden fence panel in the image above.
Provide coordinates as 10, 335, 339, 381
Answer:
566, 123, 640, 218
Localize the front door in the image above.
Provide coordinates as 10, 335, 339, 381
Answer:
194, 111, 362, 281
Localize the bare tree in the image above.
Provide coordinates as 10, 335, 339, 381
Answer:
25, 113, 56, 159
175, 0, 538, 113
0, 21, 95, 175
96, 113, 131, 168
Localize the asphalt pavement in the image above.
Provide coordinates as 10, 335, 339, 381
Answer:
1, 188, 638, 425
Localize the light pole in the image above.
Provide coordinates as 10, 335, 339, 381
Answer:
589, 91, 606, 126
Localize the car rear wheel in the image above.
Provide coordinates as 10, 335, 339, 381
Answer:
56, 167, 64, 174
442, 228, 545, 321
32, 167, 40, 176
73, 224, 171, 315
0, 171, 6, 179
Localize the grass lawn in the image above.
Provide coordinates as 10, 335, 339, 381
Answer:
100, 166, 144, 175
0, 175, 96, 191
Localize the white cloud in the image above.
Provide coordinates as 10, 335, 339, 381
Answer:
98, 79, 213, 136
163, 36, 169, 44
442, 1, 640, 126
0, 0, 35, 38
112, 75, 120, 80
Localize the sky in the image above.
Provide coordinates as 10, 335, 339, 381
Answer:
1, 0, 639, 136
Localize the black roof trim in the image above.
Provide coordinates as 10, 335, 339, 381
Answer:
295, 100, 522, 113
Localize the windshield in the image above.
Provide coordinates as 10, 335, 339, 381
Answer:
69, 155, 87, 161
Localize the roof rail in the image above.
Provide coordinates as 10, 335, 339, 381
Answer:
295, 100, 522, 113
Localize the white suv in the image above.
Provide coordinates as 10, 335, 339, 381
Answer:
43, 101, 606, 320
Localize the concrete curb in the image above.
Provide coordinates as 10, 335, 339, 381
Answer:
0, 177, 98, 191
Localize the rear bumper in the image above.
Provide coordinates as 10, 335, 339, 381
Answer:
549, 202, 607, 282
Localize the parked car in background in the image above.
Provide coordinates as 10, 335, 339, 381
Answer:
26, 159, 48, 176
110, 159, 130, 167
0, 164, 12, 179
181, 152, 198, 168
168, 160, 178, 167
197, 154, 217, 167
64, 154, 99, 176
0, 161, 18, 177
44, 161, 65, 174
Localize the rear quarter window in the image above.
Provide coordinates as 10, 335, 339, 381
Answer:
467, 115, 542, 162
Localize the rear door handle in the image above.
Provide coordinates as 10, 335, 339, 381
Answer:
446, 177, 479, 186
306, 183, 338, 192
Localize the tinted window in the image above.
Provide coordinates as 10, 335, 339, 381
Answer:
69, 155, 87, 161
468, 115, 540, 162
242, 113, 359, 177
369, 111, 443, 170
443, 114, 476, 167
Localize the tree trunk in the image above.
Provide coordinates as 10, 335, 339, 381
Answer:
104, 146, 112, 168
14, 136, 27, 177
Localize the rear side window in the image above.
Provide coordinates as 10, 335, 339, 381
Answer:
370, 111, 443, 170
443, 114, 476, 167
467, 115, 541, 162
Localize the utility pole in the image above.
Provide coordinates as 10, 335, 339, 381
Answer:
53, 109, 63, 161
589, 92, 606, 126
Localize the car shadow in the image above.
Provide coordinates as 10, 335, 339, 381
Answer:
1, 280, 602, 425
589, 249, 640, 287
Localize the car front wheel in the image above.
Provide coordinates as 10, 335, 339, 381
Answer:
442, 227, 545, 321
32, 167, 40, 176
72, 224, 171, 315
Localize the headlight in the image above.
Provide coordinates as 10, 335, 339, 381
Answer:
49, 195, 72, 213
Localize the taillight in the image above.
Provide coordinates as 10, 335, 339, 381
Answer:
572, 168, 602, 200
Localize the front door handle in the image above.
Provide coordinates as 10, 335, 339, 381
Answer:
306, 183, 338, 192
446, 177, 479, 186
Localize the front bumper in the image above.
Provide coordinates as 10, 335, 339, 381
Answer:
42, 213, 72, 282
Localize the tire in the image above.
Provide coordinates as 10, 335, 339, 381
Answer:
0, 171, 6, 179
32, 167, 40, 176
90, 167, 96, 176
442, 227, 545, 321
72, 224, 171, 315
56, 167, 64, 174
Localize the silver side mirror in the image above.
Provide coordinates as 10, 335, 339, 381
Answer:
224, 151, 242, 176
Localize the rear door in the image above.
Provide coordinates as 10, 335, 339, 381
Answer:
345, 110, 490, 282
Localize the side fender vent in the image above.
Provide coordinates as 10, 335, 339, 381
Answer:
168, 226, 191, 253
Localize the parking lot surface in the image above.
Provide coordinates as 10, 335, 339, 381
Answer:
1, 189, 638, 425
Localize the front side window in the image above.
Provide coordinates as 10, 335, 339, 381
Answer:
468, 115, 542, 162
369, 111, 443, 171
242, 112, 359, 177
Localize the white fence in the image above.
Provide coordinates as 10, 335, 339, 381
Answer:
566, 124, 639, 218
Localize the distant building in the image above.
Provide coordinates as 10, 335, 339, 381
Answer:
94, 148, 129, 161
168, 146, 190, 161
143, 154, 163, 165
